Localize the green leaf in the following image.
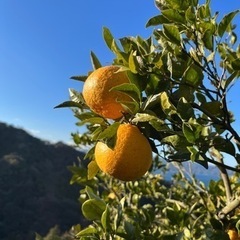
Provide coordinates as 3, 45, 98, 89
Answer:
162, 9, 185, 24
90, 51, 102, 70
69, 88, 84, 103
128, 51, 140, 73
97, 122, 120, 140
124, 221, 136, 236
202, 29, 213, 51
103, 27, 114, 50
132, 113, 160, 123
146, 15, 170, 27
110, 83, 141, 102
120, 100, 140, 115
101, 205, 111, 231
85, 186, 102, 200
54, 101, 84, 109
187, 146, 199, 161
160, 92, 177, 116
218, 10, 240, 38
75, 226, 97, 237
200, 101, 223, 117
163, 24, 181, 45
77, 117, 105, 126
182, 123, 196, 143
231, 58, 240, 70
87, 161, 99, 180
182, 64, 204, 88
185, 6, 196, 22
82, 199, 106, 220
162, 135, 189, 149
70, 75, 87, 82
177, 97, 194, 121
213, 136, 236, 156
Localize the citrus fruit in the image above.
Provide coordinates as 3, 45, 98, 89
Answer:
228, 229, 240, 240
94, 123, 152, 181
82, 65, 131, 119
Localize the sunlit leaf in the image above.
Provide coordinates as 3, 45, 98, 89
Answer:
162, 9, 185, 24
87, 161, 99, 180
101, 205, 111, 231
90, 51, 102, 70
160, 92, 177, 116
97, 122, 120, 140
182, 64, 204, 88
146, 15, 170, 27
128, 51, 140, 73
111, 83, 141, 102
103, 26, 114, 50
75, 227, 97, 237
163, 24, 181, 45
218, 10, 240, 38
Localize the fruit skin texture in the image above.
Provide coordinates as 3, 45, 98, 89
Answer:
228, 229, 240, 240
82, 66, 130, 119
94, 123, 152, 181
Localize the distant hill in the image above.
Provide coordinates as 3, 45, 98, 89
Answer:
0, 122, 87, 240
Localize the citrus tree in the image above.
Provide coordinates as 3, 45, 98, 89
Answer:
56, 0, 240, 239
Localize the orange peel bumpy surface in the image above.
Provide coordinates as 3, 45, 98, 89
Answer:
82, 66, 130, 119
94, 123, 152, 181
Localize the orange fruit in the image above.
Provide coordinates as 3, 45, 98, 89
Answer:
82, 66, 131, 119
94, 123, 152, 181
228, 229, 240, 240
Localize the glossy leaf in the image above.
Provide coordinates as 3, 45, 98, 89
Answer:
163, 24, 181, 45
146, 15, 170, 27
54, 101, 84, 109
200, 101, 223, 117
70, 75, 87, 82
110, 83, 141, 102
82, 199, 106, 220
101, 205, 111, 231
177, 97, 194, 121
182, 64, 204, 88
87, 161, 99, 180
75, 227, 97, 237
96, 122, 120, 140
128, 51, 140, 73
183, 123, 197, 143
162, 9, 185, 24
103, 26, 114, 50
90, 51, 102, 70
202, 30, 213, 51
218, 10, 240, 37
160, 92, 177, 116
162, 135, 189, 149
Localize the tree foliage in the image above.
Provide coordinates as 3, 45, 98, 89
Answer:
56, 0, 240, 239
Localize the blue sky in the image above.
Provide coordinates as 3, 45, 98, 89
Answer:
1, 0, 240, 145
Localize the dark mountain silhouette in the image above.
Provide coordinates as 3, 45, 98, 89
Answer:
0, 122, 86, 240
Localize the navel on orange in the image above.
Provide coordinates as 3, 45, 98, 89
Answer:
82, 66, 131, 119
94, 123, 152, 181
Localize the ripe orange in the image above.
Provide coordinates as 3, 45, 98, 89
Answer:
228, 229, 240, 240
94, 123, 152, 181
82, 66, 131, 119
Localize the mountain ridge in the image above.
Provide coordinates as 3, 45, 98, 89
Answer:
0, 122, 87, 240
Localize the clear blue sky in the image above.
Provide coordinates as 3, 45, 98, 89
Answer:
1, 1, 240, 144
